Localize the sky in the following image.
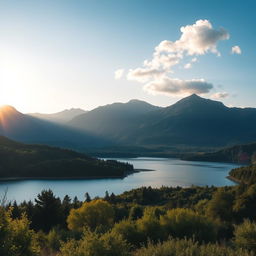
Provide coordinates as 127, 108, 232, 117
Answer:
0, 0, 255, 113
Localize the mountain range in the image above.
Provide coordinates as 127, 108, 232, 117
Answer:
1, 94, 256, 153
0, 105, 108, 151
29, 108, 86, 123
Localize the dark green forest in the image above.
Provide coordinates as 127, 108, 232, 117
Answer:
184, 142, 256, 164
230, 165, 256, 184
2, 183, 256, 256
0, 136, 133, 179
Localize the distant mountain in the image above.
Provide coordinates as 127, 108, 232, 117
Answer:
183, 142, 256, 164
2, 94, 256, 152
132, 94, 256, 147
0, 136, 133, 179
69, 94, 256, 148
29, 108, 87, 123
0, 105, 108, 150
69, 99, 161, 141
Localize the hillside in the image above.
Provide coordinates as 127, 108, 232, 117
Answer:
69, 99, 161, 141
0, 136, 133, 179
69, 94, 256, 149
184, 142, 256, 164
0, 105, 108, 150
3, 95, 256, 152
229, 165, 256, 184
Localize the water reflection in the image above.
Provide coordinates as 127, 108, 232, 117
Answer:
0, 158, 240, 203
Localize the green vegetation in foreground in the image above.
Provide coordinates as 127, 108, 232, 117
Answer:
0, 136, 133, 179
2, 183, 256, 256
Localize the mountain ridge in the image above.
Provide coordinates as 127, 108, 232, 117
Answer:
2, 95, 256, 151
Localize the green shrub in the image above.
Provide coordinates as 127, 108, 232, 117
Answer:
160, 208, 217, 242
133, 238, 253, 256
234, 219, 256, 251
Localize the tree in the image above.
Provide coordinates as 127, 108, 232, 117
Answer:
206, 189, 234, 222
136, 207, 163, 242
111, 219, 142, 246
33, 190, 63, 231
129, 205, 144, 221
85, 193, 91, 203
233, 184, 256, 220
67, 199, 115, 231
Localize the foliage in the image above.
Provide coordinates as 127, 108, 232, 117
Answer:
234, 219, 256, 251
160, 208, 217, 242
67, 199, 115, 231
0, 136, 133, 179
230, 165, 256, 184
133, 238, 253, 256
0, 207, 39, 256
58, 229, 131, 256
206, 188, 234, 222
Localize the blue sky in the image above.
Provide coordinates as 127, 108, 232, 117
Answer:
0, 0, 255, 113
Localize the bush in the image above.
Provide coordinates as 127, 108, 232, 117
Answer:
160, 208, 217, 242
58, 229, 131, 256
234, 219, 256, 251
67, 199, 114, 231
0, 207, 39, 256
133, 238, 253, 256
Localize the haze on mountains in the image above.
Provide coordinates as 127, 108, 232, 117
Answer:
68, 94, 256, 148
0, 105, 108, 150
1, 94, 256, 151
29, 108, 87, 124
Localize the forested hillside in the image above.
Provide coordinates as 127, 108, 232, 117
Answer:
184, 142, 256, 164
0, 136, 133, 179
229, 165, 256, 184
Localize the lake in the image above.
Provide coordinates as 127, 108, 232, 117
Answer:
0, 157, 240, 203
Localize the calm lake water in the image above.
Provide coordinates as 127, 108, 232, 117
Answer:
0, 157, 240, 203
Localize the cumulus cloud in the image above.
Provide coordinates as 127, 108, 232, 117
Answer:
114, 69, 124, 79
231, 45, 242, 54
125, 20, 230, 97
211, 92, 229, 99
155, 19, 229, 56
144, 77, 213, 96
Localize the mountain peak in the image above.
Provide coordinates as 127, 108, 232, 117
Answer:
0, 105, 20, 114
127, 99, 148, 104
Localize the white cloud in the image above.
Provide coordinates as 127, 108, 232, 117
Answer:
231, 45, 242, 55
211, 92, 229, 99
184, 63, 192, 69
127, 68, 164, 83
114, 69, 124, 79
126, 20, 230, 97
155, 19, 229, 56
144, 77, 213, 96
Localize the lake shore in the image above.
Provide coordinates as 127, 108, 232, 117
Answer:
226, 175, 242, 184
0, 168, 155, 181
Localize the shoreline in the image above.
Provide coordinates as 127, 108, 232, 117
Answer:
226, 175, 242, 184
0, 168, 155, 182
